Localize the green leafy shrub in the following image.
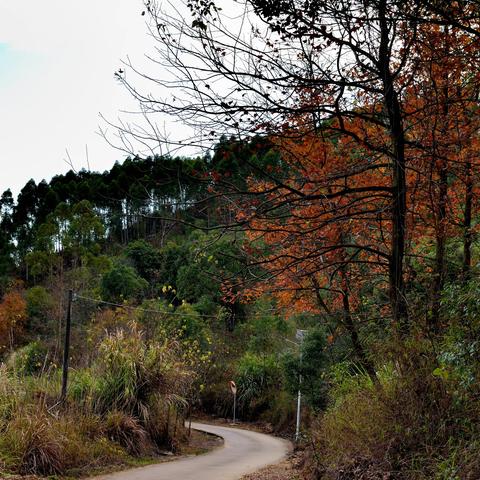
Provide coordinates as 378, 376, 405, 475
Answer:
100, 263, 149, 303
236, 352, 283, 419
283, 327, 330, 411
125, 240, 161, 282
25, 286, 53, 334
262, 389, 296, 433
177, 263, 217, 303
174, 302, 212, 349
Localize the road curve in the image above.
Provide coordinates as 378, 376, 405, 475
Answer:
91, 422, 291, 480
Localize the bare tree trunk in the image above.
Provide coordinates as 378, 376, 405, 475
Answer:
339, 267, 378, 383
378, 0, 408, 333
429, 31, 451, 332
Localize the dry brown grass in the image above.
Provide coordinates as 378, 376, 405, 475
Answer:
0, 324, 197, 478
105, 411, 150, 456
12, 415, 63, 476
307, 346, 480, 480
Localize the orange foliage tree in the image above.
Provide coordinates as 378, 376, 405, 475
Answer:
0, 285, 28, 352
227, 18, 480, 353
404, 21, 480, 329
115, 0, 480, 348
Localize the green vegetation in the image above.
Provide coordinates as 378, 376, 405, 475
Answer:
2, 134, 480, 480
2, 132, 480, 479
4, 8, 480, 472
0, 148, 296, 477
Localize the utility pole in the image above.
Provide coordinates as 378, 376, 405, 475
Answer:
295, 364, 302, 441
61, 289, 73, 402
295, 329, 307, 442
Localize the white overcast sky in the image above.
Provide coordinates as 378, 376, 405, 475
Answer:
0, 1, 154, 197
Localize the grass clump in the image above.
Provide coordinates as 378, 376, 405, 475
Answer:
105, 411, 150, 456
0, 321, 199, 477
1, 410, 64, 476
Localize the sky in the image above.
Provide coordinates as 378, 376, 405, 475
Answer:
0, 1, 152, 197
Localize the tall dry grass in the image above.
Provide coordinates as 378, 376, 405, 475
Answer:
0, 323, 197, 477
308, 342, 480, 480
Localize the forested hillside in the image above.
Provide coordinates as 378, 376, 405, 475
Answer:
0, 137, 302, 478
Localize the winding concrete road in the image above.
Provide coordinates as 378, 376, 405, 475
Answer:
91, 422, 291, 480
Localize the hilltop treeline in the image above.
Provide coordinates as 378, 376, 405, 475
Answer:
0, 136, 276, 285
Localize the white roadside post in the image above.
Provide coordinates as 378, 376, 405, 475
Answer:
295, 329, 307, 442
229, 380, 237, 424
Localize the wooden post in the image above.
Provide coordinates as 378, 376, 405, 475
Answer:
61, 289, 73, 401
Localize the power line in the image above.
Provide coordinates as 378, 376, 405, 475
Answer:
73, 293, 317, 321
74, 294, 218, 318
74, 293, 390, 326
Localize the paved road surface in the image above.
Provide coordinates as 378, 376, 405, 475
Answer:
91, 422, 291, 480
